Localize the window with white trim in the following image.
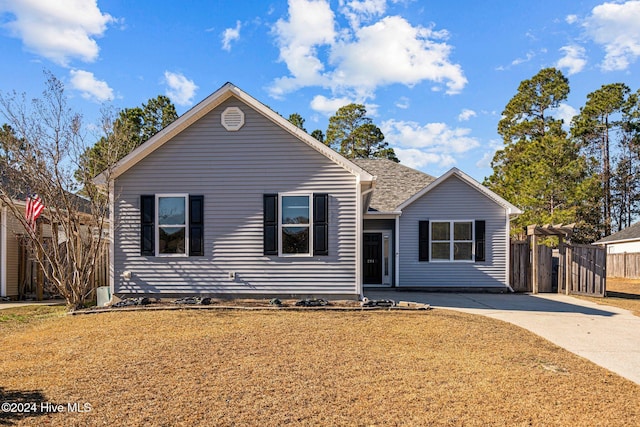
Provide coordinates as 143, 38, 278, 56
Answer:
156, 194, 188, 256
280, 194, 311, 256
431, 220, 474, 261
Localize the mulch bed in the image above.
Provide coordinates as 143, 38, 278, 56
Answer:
71, 296, 428, 315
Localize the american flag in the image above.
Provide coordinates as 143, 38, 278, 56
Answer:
25, 194, 45, 230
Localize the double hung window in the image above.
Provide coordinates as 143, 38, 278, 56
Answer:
140, 194, 204, 257
157, 195, 188, 255
430, 221, 473, 261
263, 193, 329, 257
280, 195, 311, 256
419, 220, 484, 262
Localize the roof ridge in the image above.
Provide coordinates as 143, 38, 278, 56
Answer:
351, 158, 436, 212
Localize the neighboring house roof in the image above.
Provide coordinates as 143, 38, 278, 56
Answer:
0, 163, 29, 200
595, 222, 640, 245
96, 82, 374, 185
352, 159, 436, 212
398, 167, 522, 216
0, 162, 92, 214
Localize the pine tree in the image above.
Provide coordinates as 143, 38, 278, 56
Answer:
325, 103, 398, 162
571, 83, 631, 235
486, 68, 598, 241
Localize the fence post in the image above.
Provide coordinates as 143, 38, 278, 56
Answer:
531, 234, 538, 294
557, 239, 565, 294
565, 245, 571, 295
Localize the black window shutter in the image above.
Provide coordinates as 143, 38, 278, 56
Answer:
189, 195, 204, 256
140, 195, 155, 256
264, 194, 278, 255
313, 193, 329, 256
475, 220, 486, 262
419, 220, 429, 261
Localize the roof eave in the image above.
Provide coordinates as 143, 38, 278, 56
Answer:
595, 236, 640, 246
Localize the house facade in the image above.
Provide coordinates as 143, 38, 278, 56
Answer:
99, 83, 521, 299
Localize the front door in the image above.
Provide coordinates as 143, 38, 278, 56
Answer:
363, 233, 382, 284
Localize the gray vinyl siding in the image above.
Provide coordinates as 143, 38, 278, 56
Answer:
398, 175, 509, 288
113, 97, 358, 297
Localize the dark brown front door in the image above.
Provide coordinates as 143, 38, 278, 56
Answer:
363, 233, 382, 284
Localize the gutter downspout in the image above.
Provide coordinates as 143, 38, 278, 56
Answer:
395, 214, 400, 288
1, 206, 6, 297
356, 176, 363, 299
357, 179, 376, 300
505, 208, 515, 293
108, 181, 115, 300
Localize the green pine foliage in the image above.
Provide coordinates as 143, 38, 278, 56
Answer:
77, 95, 178, 181
571, 84, 640, 234
325, 103, 399, 162
486, 68, 600, 242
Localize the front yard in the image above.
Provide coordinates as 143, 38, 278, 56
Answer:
1, 307, 638, 426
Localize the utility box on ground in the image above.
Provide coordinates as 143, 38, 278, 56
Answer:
97, 286, 111, 307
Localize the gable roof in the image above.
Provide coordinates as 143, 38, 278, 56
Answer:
352, 159, 436, 212
95, 82, 374, 184
595, 222, 640, 245
398, 167, 522, 216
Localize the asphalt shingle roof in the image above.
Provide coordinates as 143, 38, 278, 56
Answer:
595, 221, 640, 244
352, 158, 436, 212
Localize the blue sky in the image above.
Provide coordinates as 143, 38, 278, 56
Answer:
1, 0, 640, 181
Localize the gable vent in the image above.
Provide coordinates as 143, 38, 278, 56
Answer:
221, 107, 245, 131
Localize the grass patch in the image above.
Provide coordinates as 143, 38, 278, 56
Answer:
0, 309, 638, 426
0, 305, 66, 327
576, 278, 640, 316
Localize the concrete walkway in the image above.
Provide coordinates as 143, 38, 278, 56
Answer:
365, 290, 640, 385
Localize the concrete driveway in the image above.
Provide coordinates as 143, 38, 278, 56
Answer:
365, 290, 640, 386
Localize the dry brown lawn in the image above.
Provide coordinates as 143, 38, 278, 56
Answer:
1, 307, 639, 426
576, 277, 640, 316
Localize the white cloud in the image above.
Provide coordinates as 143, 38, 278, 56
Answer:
394, 148, 456, 170
310, 94, 355, 115
511, 51, 535, 66
395, 96, 410, 109
475, 139, 503, 169
163, 71, 198, 106
556, 45, 587, 75
0, 0, 115, 66
381, 119, 479, 169
457, 108, 476, 121
309, 94, 379, 116
221, 20, 241, 51
551, 102, 578, 129
270, 0, 466, 100
475, 152, 494, 170
565, 14, 579, 24
69, 69, 113, 102
383, 120, 479, 152
339, 0, 387, 28
270, 0, 336, 98
584, 0, 640, 71
331, 16, 466, 95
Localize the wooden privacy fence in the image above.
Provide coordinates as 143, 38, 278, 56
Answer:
561, 244, 606, 296
606, 253, 640, 278
510, 239, 606, 297
510, 241, 530, 292
18, 238, 109, 300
